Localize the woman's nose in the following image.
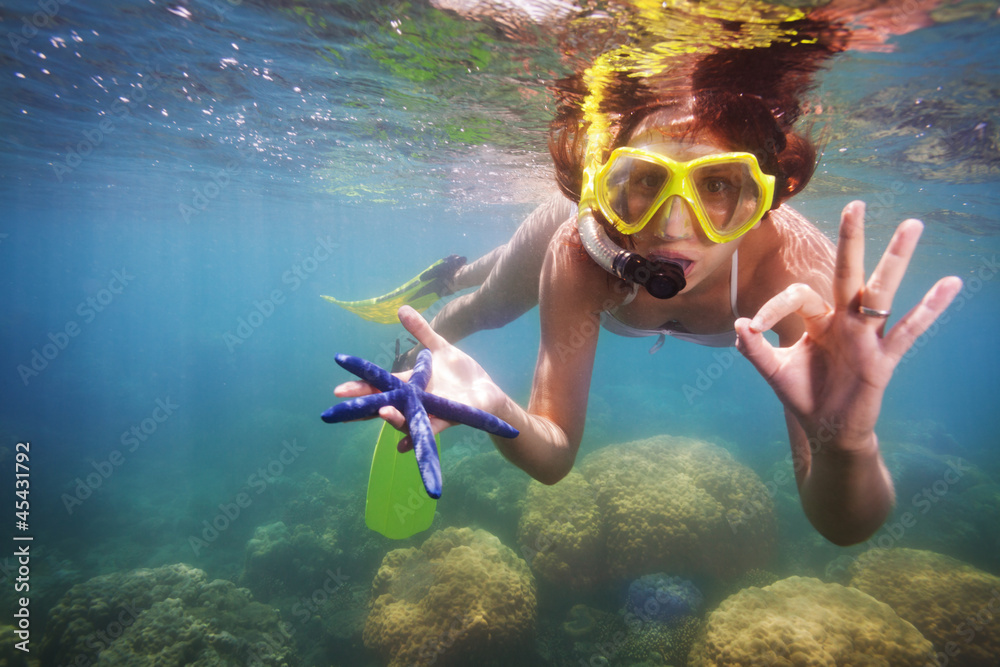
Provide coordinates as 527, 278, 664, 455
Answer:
650, 196, 694, 240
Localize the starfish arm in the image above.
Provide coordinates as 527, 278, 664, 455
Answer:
324, 352, 517, 500
409, 348, 433, 390
403, 389, 442, 499
321, 390, 398, 423
335, 354, 403, 392
420, 392, 519, 439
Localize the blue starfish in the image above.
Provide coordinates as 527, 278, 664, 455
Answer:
321, 349, 519, 499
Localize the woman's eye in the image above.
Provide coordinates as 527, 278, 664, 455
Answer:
700, 174, 742, 196
633, 171, 665, 189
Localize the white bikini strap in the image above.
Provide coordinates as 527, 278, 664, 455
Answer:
634, 252, 736, 353
730, 249, 740, 319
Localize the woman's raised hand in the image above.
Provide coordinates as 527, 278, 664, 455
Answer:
735, 200, 963, 449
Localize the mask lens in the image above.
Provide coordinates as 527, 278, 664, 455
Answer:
689, 159, 762, 236
601, 155, 673, 230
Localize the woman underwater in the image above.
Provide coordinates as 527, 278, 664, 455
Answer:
333, 41, 963, 547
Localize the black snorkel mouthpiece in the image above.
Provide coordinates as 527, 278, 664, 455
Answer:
613, 253, 686, 299
577, 207, 686, 300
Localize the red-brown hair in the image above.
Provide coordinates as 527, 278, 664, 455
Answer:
549, 31, 847, 208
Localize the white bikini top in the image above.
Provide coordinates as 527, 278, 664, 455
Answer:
600, 250, 740, 351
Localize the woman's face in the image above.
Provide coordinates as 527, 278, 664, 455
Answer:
622, 125, 752, 295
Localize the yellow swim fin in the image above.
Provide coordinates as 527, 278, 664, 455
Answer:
322, 255, 466, 324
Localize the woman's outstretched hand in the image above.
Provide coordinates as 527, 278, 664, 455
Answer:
333, 305, 508, 451
736, 200, 962, 449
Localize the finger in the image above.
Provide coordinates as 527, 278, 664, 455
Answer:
833, 201, 867, 309
735, 318, 783, 385
398, 305, 451, 352
862, 219, 924, 313
749, 283, 830, 334
396, 415, 450, 453
378, 405, 406, 431
334, 380, 380, 398
883, 276, 963, 362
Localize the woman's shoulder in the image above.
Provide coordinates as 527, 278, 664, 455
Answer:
770, 204, 836, 254
753, 204, 836, 300
542, 217, 627, 312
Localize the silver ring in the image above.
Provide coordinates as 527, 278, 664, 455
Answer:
858, 305, 891, 318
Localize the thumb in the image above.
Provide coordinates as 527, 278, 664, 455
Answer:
398, 305, 450, 352
735, 318, 781, 382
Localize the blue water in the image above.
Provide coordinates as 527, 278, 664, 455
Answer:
2, 1, 999, 665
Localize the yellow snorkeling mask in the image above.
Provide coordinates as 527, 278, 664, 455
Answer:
593, 147, 775, 243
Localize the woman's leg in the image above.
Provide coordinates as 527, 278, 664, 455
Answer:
450, 243, 508, 291
428, 192, 576, 343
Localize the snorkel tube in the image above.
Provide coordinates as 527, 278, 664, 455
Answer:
578, 204, 686, 300
577, 53, 686, 300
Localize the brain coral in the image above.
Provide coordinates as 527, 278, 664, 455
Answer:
519, 435, 776, 586
517, 469, 605, 588
363, 526, 537, 667
687, 576, 934, 666
849, 548, 1000, 666
39, 563, 296, 666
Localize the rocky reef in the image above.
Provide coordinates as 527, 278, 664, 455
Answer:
39, 563, 296, 666
518, 435, 777, 588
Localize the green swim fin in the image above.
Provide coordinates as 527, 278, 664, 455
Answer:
322, 255, 466, 324
365, 422, 439, 539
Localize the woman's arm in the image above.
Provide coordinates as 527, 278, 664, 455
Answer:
512, 222, 612, 482
338, 221, 610, 485
737, 201, 962, 545
767, 279, 895, 545
783, 412, 895, 545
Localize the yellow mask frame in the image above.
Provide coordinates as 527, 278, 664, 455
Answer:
593, 146, 776, 243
